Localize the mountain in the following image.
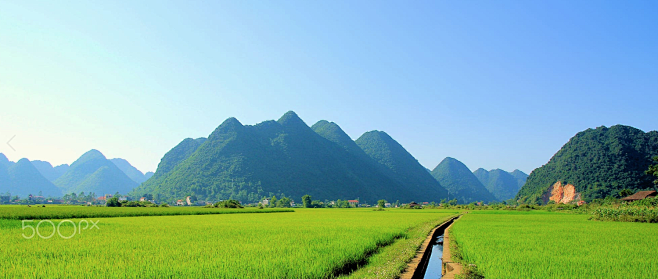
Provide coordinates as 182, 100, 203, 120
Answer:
144, 172, 154, 180
511, 169, 528, 189
110, 158, 149, 184
517, 125, 658, 204
133, 111, 448, 203
0, 153, 10, 167
473, 168, 520, 201
4, 158, 62, 197
148, 137, 206, 182
55, 150, 138, 195
0, 154, 13, 194
32, 160, 69, 182
430, 158, 496, 204
355, 131, 448, 201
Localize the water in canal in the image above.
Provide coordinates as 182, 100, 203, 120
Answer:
423, 234, 444, 278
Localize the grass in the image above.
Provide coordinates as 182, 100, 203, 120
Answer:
450, 211, 658, 279
0, 205, 293, 220
0, 208, 457, 278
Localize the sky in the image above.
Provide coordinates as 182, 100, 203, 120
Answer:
1, 0, 657, 174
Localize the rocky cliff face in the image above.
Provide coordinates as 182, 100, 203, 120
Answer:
542, 181, 581, 204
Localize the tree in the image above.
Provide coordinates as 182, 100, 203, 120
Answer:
269, 195, 278, 208
302, 195, 312, 208
277, 197, 291, 208
144, 193, 154, 201
213, 199, 243, 208
619, 189, 634, 198
106, 197, 121, 207
645, 156, 658, 192
377, 199, 387, 209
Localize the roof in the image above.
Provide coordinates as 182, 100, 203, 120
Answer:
621, 190, 657, 201
347, 200, 359, 203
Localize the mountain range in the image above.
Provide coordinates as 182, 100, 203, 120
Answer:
517, 125, 658, 204
474, 168, 528, 201
133, 111, 449, 204
0, 151, 150, 198
430, 157, 498, 203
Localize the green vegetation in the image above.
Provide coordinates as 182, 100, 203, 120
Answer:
144, 137, 206, 183
133, 111, 448, 204
0, 205, 291, 220
0, 208, 456, 278
518, 125, 658, 203
588, 197, 658, 223
450, 211, 658, 278
210, 199, 243, 208
431, 157, 496, 203
473, 168, 524, 201
645, 156, 658, 191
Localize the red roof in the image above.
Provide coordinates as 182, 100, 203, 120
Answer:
347, 200, 359, 203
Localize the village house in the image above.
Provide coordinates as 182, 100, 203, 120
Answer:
621, 190, 657, 202
261, 198, 270, 206
139, 197, 147, 202
347, 200, 359, 207
176, 199, 185, 206
408, 202, 420, 208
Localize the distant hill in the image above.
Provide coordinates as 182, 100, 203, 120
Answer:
511, 169, 528, 189
430, 157, 496, 203
133, 111, 448, 204
55, 150, 138, 195
517, 125, 658, 204
32, 160, 69, 182
4, 158, 62, 197
473, 168, 521, 201
355, 131, 448, 201
144, 172, 154, 180
110, 158, 149, 184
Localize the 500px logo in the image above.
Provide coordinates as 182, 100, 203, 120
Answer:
21, 220, 100, 239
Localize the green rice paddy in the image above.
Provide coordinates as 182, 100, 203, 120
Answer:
0, 207, 457, 278
450, 211, 658, 279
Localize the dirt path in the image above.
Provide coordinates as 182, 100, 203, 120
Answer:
399, 215, 461, 279
441, 216, 463, 279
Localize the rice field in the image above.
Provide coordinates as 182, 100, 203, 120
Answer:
449, 211, 658, 278
0, 207, 458, 278
0, 205, 293, 220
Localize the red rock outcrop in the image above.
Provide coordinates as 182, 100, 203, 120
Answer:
542, 181, 581, 204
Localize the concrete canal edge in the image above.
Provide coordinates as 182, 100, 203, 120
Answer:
399, 214, 462, 279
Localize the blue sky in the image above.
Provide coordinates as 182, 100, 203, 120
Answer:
1, 0, 656, 174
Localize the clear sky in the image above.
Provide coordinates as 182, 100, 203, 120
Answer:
1, 0, 656, 174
